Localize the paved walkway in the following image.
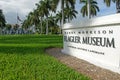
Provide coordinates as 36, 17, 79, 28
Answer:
46, 48, 120, 80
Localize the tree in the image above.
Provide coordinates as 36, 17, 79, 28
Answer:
36, 0, 57, 35
28, 10, 40, 27
6, 24, 12, 30
22, 9, 40, 33
22, 14, 32, 33
64, 6, 78, 22
53, 0, 76, 33
55, 7, 78, 33
104, 0, 120, 13
0, 9, 6, 28
36, 3, 44, 34
48, 15, 56, 27
80, 0, 100, 18
47, 15, 58, 34
26, 12, 34, 27
22, 19, 29, 29
40, 0, 49, 35
56, 11, 63, 34
104, 0, 111, 7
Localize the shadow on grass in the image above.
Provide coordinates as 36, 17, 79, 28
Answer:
0, 39, 62, 44
0, 46, 45, 54
0, 35, 63, 44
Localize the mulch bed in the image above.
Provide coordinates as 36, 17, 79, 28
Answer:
46, 48, 120, 80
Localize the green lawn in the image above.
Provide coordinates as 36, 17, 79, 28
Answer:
0, 35, 91, 80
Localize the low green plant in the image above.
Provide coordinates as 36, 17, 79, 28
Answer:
0, 35, 91, 80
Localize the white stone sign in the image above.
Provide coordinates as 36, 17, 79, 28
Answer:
62, 14, 120, 73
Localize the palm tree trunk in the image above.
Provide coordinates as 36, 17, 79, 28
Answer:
68, 17, 70, 23
61, 0, 64, 34
87, 0, 91, 19
46, 17, 48, 35
60, 21, 62, 34
40, 17, 43, 34
51, 27, 52, 34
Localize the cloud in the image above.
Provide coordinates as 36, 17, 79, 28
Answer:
76, 0, 116, 16
97, 0, 116, 16
0, 0, 117, 24
0, 0, 39, 24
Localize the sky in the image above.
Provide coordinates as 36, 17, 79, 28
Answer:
0, 0, 116, 24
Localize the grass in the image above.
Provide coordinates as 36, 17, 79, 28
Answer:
0, 35, 91, 80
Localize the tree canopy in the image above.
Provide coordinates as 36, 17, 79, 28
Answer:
0, 9, 6, 28
21, 0, 118, 34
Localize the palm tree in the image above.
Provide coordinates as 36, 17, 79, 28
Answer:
47, 15, 58, 34
56, 11, 63, 34
80, 0, 99, 19
53, 0, 76, 33
33, 10, 40, 27
64, 6, 78, 22
42, 0, 50, 35
26, 10, 40, 31
0, 9, 6, 28
22, 19, 29, 29
104, 0, 111, 7
36, 0, 57, 35
104, 0, 120, 13
27, 12, 34, 26
22, 10, 39, 33
48, 15, 56, 26
113, 0, 120, 13
36, 3, 44, 34
29, 10, 40, 26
